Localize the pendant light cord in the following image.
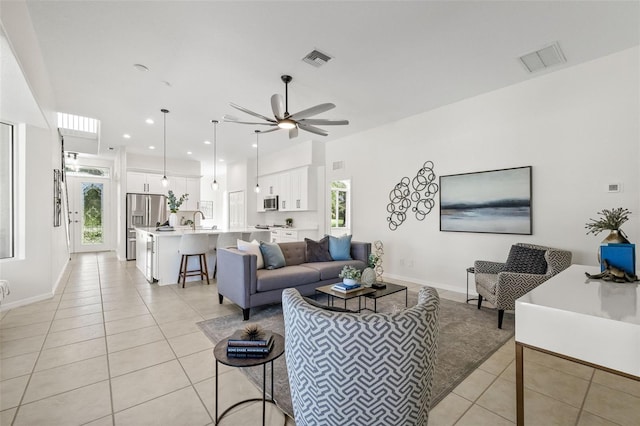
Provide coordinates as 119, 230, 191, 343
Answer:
255, 130, 259, 188
212, 120, 218, 182
161, 109, 169, 178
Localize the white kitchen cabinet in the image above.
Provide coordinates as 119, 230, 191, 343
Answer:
168, 176, 201, 211
270, 228, 318, 243
278, 167, 316, 211
127, 172, 166, 194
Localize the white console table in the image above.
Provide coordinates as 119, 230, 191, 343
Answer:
515, 264, 640, 425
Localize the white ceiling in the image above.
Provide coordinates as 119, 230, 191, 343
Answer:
23, 1, 640, 169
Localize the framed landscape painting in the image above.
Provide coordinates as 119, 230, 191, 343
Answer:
439, 166, 532, 234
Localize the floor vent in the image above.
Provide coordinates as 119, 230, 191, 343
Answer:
302, 49, 332, 68
518, 42, 566, 73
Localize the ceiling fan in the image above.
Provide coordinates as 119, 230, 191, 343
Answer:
224, 75, 349, 139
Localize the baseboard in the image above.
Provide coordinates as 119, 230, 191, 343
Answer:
382, 272, 470, 296
0, 292, 55, 312
52, 257, 71, 295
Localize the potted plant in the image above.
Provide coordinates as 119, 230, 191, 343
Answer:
585, 207, 631, 244
338, 265, 361, 285
167, 190, 189, 227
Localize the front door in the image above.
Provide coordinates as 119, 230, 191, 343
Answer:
68, 176, 111, 252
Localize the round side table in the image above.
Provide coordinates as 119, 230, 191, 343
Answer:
213, 332, 285, 426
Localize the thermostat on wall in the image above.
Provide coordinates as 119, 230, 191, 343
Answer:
607, 183, 622, 193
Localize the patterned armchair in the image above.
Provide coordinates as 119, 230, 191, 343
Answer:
475, 243, 572, 328
282, 287, 440, 426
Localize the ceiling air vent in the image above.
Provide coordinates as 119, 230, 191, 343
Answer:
518, 42, 566, 73
302, 49, 332, 68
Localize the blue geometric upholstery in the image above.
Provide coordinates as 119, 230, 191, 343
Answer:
282, 287, 440, 426
475, 242, 572, 328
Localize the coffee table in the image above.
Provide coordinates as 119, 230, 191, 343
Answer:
315, 284, 375, 312
363, 282, 408, 312
213, 332, 285, 426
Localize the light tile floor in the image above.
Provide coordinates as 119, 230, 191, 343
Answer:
0, 253, 638, 425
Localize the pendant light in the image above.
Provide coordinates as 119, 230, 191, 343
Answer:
254, 130, 260, 193
211, 120, 219, 191
161, 108, 169, 187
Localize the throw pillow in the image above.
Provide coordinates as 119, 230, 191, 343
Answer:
328, 234, 352, 261
259, 241, 286, 270
236, 239, 264, 269
503, 245, 548, 275
305, 236, 332, 262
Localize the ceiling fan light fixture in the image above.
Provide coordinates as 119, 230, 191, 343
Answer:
278, 119, 296, 130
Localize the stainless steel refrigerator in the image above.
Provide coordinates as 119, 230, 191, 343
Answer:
126, 193, 167, 260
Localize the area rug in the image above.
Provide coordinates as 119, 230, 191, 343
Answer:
197, 289, 514, 418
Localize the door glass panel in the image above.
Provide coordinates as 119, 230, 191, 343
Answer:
82, 182, 104, 244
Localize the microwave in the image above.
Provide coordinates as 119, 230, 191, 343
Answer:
264, 195, 279, 211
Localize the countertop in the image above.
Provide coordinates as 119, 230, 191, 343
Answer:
136, 226, 316, 237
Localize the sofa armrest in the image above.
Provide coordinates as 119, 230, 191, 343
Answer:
474, 260, 505, 274
217, 248, 256, 309
350, 241, 371, 264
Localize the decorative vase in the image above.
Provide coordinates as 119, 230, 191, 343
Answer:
342, 278, 357, 286
598, 229, 631, 262
168, 212, 178, 227
361, 268, 376, 286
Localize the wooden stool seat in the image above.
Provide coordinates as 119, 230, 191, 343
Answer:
177, 234, 210, 288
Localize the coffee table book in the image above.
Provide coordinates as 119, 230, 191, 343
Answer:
331, 283, 363, 293
227, 330, 274, 347
227, 340, 274, 358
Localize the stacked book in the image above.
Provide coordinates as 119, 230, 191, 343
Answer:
331, 282, 362, 293
226, 330, 274, 359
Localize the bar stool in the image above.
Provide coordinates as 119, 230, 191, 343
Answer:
177, 234, 210, 288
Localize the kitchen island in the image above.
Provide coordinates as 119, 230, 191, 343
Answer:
135, 226, 317, 285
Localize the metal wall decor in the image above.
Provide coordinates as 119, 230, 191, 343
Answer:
53, 169, 62, 227
386, 161, 439, 230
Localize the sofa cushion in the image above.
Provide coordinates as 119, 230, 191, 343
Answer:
237, 239, 264, 269
259, 241, 286, 270
504, 245, 548, 275
305, 237, 332, 262
303, 259, 366, 281
278, 242, 307, 266
329, 234, 352, 260
256, 266, 320, 292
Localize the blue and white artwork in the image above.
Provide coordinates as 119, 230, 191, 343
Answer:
440, 166, 532, 234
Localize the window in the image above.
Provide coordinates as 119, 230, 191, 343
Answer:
0, 122, 14, 259
330, 180, 350, 231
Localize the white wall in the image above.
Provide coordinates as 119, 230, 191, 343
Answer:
326, 47, 640, 293
0, 2, 70, 309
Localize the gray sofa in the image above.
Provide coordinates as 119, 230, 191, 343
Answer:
217, 240, 371, 320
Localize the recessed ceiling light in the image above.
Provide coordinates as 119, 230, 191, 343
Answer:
219, 159, 225, 162
123, 134, 131, 139
148, 146, 156, 150
133, 63, 149, 72
145, 118, 154, 124
252, 143, 257, 148
204, 140, 211, 145
187, 151, 192, 155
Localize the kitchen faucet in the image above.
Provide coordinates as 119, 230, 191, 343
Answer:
192, 211, 205, 231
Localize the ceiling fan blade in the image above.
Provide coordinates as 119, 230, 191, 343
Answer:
298, 119, 349, 126
288, 103, 335, 120
298, 123, 328, 137
271, 94, 285, 120
226, 121, 276, 126
289, 126, 299, 139
229, 102, 276, 123
222, 114, 239, 121
258, 127, 280, 134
